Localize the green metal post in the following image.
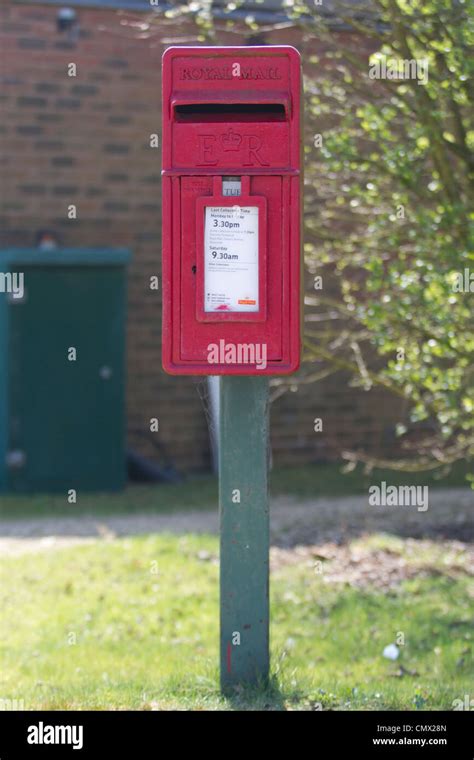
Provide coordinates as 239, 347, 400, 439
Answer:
219, 376, 270, 692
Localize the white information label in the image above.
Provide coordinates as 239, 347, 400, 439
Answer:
204, 205, 259, 312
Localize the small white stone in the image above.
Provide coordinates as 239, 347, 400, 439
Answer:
383, 643, 400, 660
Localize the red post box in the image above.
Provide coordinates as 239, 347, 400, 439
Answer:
161, 46, 302, 375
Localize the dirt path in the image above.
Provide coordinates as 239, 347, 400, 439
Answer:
0, 488, 472, 557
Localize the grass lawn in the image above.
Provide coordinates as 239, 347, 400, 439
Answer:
1, 532, 472, 710
0, 460, 471, 519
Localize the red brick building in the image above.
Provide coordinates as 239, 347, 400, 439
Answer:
0, 0, 405, 474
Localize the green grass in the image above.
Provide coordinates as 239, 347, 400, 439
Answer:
1, 532, 472, 710
0, 460, 471, 519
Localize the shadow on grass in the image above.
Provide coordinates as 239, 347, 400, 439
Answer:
221, 674, 288, 711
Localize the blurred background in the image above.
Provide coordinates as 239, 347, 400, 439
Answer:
0, 0, 472, 711
0, 0, 430, 487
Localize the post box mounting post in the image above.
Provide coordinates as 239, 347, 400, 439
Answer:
219, 375, 269, 691
161, 44, 302, 695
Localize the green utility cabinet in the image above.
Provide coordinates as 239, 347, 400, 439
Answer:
0, 248, 130, 493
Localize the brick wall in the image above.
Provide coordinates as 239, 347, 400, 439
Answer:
0, 1, 405, 474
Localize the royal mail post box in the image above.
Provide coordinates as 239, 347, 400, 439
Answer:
162, 46, 302, 375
